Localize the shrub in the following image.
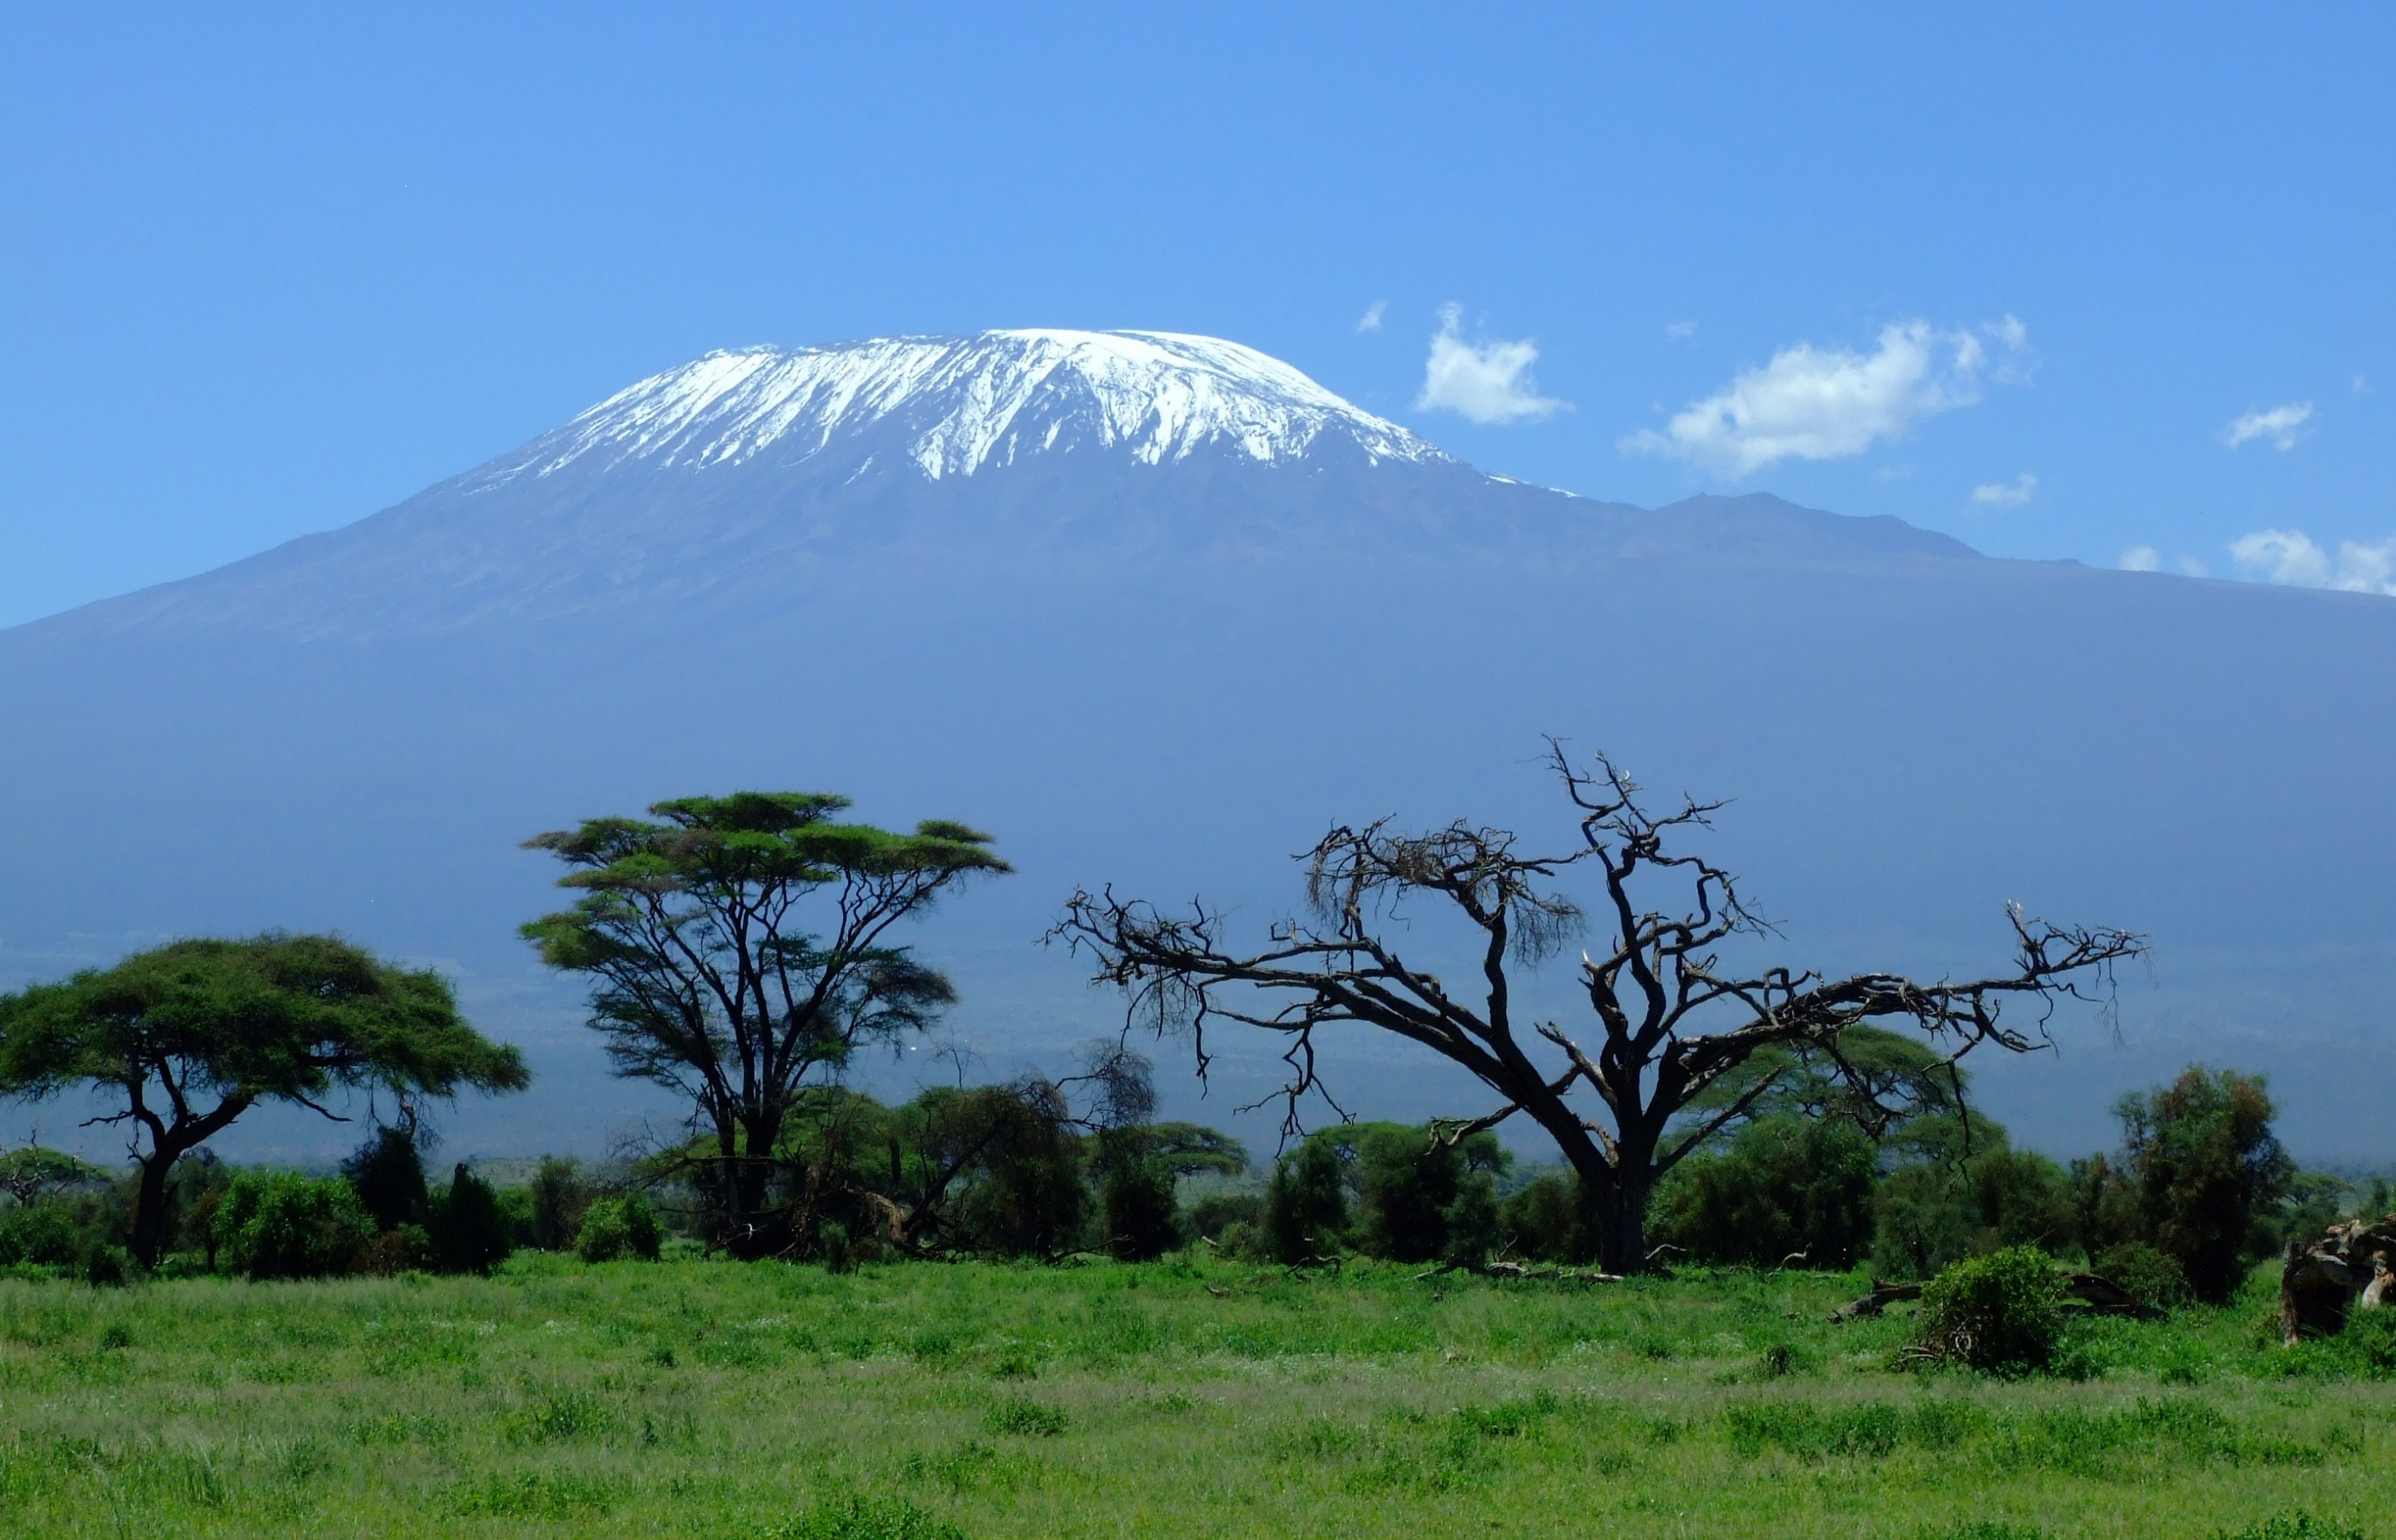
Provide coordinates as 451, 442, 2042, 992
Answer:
1914, 1246, 2065, 1374
213, 1170, 376, 1280
1262, 1137, 1347, 1263
1872, 1146, 2076, 1280
1651, 1115, 1877, 1269
2093, 1241, 2191, 1310
0, 1200, 80, 1267
1349, 1122, 1507, 1264
526, 1155, 591, 1251
1099, 1152, 1181, 1261
341, 1125, 430, 1233
574, 1194, 663, 1263
1501, 1170, 1589, 1263
1185, 1190, 1263, 1245
426, 1162, 513, 1274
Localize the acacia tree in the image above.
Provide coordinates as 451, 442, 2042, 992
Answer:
0, 933, 529, 1267
520, 791, 1009, 1257
1057, 748, 2143, 1274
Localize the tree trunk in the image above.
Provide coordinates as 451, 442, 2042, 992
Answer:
128, 1149, 179, 1270
1593, 1172, 1649, 1276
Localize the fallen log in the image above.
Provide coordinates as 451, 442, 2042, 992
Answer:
1833, 1268, 2155, 1324
1831, 1279, 1921, 1322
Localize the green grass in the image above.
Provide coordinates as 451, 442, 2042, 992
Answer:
0, 1253, 2386, 1537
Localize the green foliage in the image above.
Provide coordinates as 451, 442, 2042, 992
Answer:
2114, 1068, 2294, 1303
1651, 1115, 1877, 1268
2093, 1241, 2191, 1310
0, 1146, 107, 1205
2211, 1517, 2365, 1540
1500, 1170, 1589, 1263
1915, 1246, 2066, 1374
1098, 1152, 1180, 1261
1263, 1136, 1348, 1262
573, 1194, 662, 1262
426, 1163, 513, 1274
1872, 1142, 2077, 1280
0, 933, 528, 1265
525, 1155, 591, 1250
212, 1170, 375, 1280
520, 791, 1007, 1254
1350, 1122, 1509, 1265
341, 1125, 429, 1233
0, 1199, 80, 1267
763, 1494, 967, 1540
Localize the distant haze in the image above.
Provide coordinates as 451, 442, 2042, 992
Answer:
3, 330, 2389, 1167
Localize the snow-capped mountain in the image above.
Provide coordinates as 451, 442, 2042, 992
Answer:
4, 326, 2394, 1162
475, 329, 1449, 487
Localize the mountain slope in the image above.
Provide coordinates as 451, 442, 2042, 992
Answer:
0, 329, 2387, 1163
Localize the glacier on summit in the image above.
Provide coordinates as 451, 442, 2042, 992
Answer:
475, 329, 1450, 488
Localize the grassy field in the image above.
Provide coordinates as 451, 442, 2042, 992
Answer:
0, 1254, 2384, 1539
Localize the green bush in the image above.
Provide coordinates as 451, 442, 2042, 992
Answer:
213, 1170, 376, 1280
1873, 1146, 2077, 1280
0, 1200, 80, 1267
1262, 1137, 1347, 1263
1501, 1170, 1589, 1263
1914, 1246, 2065, 1374
1651, 1115, 1877, 1269
574, 1194, 662, 1262
341, 1125, 430, 1233
2094, 1241, 2191, 1310
526, 1155, 591, 1251
426, 1163, 513, 1274
2113, 1067, 2294, 1304
1098, 1151, 1181, 1261
1349, 1122, 1507, 1264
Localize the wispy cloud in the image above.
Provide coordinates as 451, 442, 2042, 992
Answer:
2229, 528, 2396, 595
2222, 402, 2313, 451
1416, 305, 1565, 424
1355, 300, 1388, 334
1972, 472, 2037, 507
2120, 546, 2161, 572
1665, 320, 1698, 341
1620, 317, 2027, 476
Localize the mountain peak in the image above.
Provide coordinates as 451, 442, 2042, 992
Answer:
470, 329, 1449, 490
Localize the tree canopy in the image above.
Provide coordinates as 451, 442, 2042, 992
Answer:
0, 933, 528, 1265
521, 791, 1009, 1256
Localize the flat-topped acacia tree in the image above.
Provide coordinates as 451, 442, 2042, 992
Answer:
520, 792, 1010, 1257
0, 933, 529, 1268
1057, 747, 2144, 1275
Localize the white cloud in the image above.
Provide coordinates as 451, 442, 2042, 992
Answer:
1356, 300, 1388, 334
2229, 528, 2396, 595
1620, 318, 2019, 476
1984, 314, 2028, 351
2120, 546, 2161, 572
1665, 320, 1699, 341
2177, 554, 2210, 578
2221, 402, 2313, 451
1972, 472, 2037, 506
1415, 305, 1565, 424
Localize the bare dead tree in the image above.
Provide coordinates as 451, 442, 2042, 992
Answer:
1053, 744, 2144, 1274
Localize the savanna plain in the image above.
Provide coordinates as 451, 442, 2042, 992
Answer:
2, 1255, 2383, 1540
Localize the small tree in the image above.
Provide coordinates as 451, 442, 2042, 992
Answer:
0, 934, 529, 1268
1059, 748, 2142, 1274
522, 792, 1007, 1256
1262, 1137, 1348, 1262
2114, 1066, 2293, 1302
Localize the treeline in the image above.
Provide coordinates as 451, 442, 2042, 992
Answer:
0, 1131, 662, 1282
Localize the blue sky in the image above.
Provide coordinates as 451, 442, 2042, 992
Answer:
1, 3, 2389, 626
